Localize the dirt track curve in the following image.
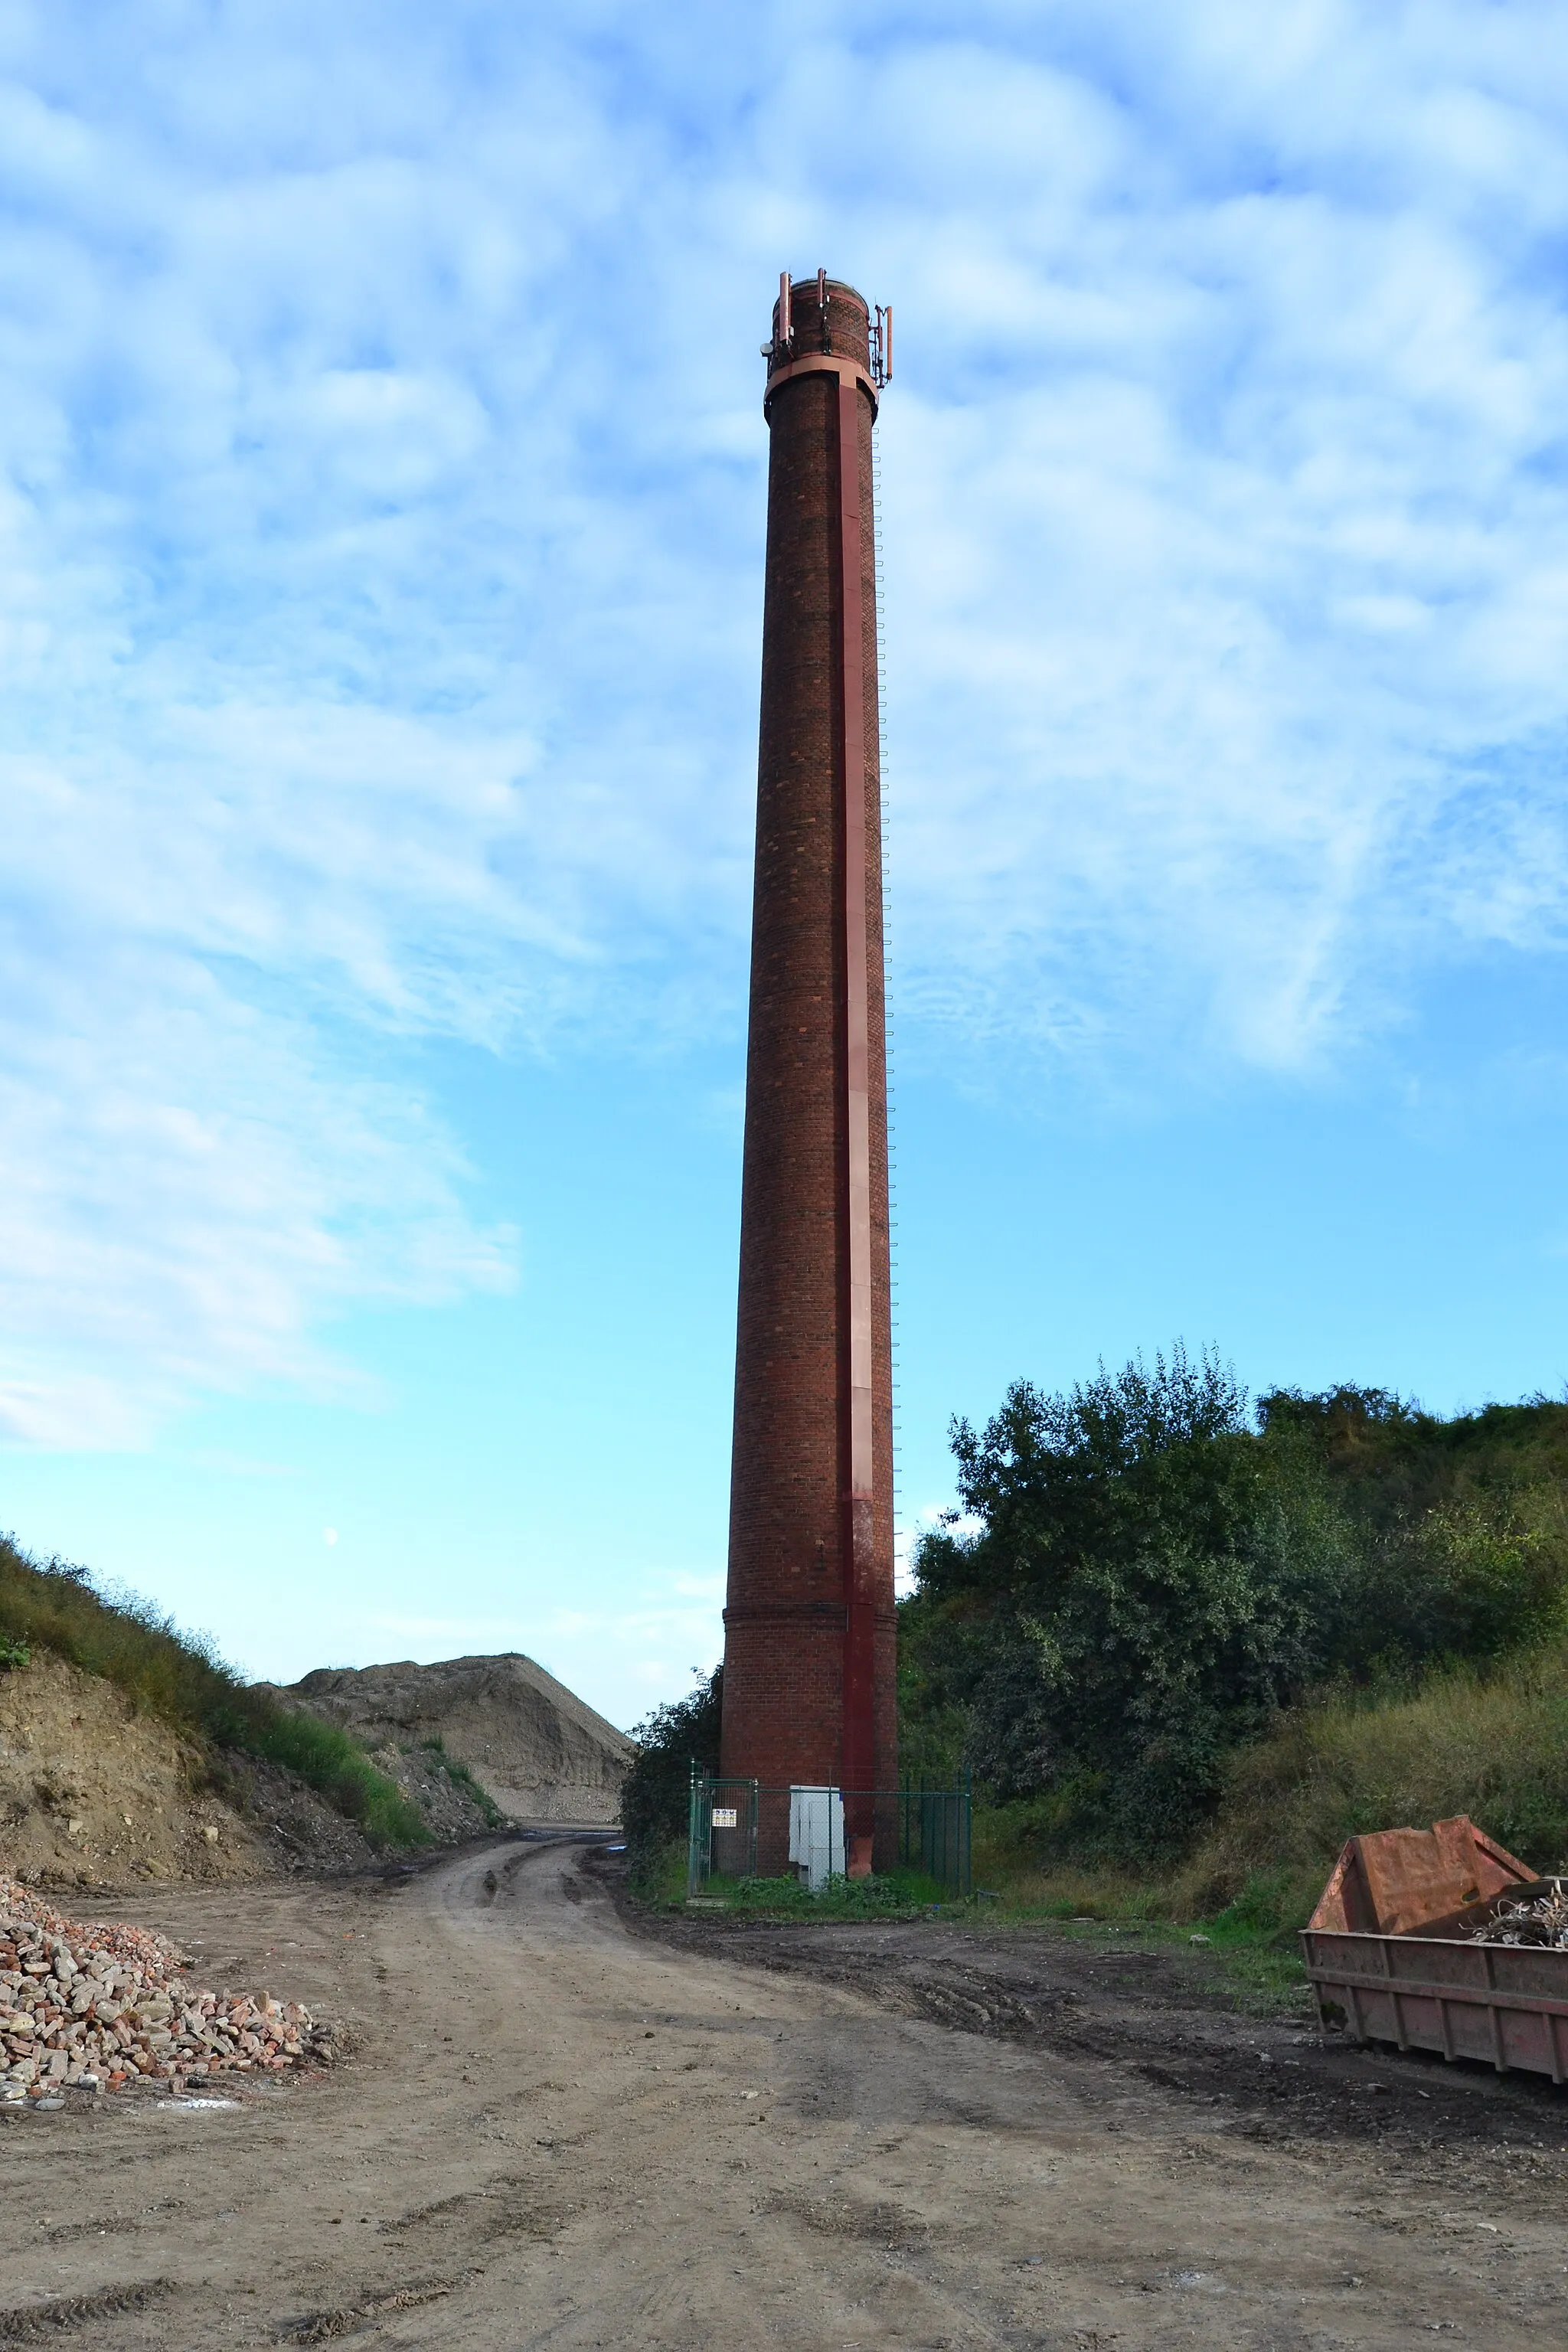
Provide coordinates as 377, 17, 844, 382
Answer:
1, 1838, 1566, 2347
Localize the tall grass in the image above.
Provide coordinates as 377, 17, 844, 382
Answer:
967, 1648, 1568, 1943
0, 1534, 428, 1851
1173, 1648, 1568, 1926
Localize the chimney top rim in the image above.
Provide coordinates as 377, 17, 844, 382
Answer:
781, 274, 870, 313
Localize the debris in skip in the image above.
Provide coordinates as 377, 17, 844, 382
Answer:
1469, 1880, 1568, 1950
0, 1875, 338, 2105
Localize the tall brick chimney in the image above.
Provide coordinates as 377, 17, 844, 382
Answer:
720, 271, 895, 1874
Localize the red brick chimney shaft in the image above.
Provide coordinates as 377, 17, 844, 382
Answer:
720, 274, 896, 1871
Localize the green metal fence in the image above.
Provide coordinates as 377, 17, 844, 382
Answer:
687, 1774, 760, 1893
688, 1772, 972, 1899
898, 1782, 972, 1898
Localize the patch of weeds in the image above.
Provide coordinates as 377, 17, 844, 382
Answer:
418, 1736, 505, 1827
1191, 1868, 1314, 2014
1205, 1867, 1303, 1945
1194, 1936, 1312, 2015
704, 1867, 947, 1919
1005, 1876, 1313, 2015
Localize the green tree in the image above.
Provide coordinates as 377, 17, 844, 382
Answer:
1260, 1386, 1568, 1669
912, 1348, 1352, 1853
619, 1664, 722, 1880
906, 1357, 1568, 1867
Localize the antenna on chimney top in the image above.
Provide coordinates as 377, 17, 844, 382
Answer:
761, 271, 792, 362
871, 302, 893, 389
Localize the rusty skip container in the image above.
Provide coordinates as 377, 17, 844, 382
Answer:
1300, 1814, 1568, 2083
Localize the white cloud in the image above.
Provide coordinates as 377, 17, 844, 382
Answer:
4, 2, 1568, 1439
865, 13, 1568, 1080
0, 914, 517, 1445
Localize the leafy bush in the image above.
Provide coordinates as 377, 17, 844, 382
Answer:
619, 1664, 722, 1883
906, 1352, 1568, 1864
909, 1348, 1354, 1853
0, 1534, 427, 1851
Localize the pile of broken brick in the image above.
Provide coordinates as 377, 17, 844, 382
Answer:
1, 1873, 338, 2106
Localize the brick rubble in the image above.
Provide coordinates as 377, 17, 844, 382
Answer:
0, 1873, 337, 2103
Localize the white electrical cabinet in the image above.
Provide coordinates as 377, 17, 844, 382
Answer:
788, 1785, 845, 1890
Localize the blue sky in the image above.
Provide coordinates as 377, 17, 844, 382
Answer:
5, 2, 1568, 1727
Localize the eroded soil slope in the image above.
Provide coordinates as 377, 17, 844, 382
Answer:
0, 1653, 414, 1890
0, 1653, 266, 1890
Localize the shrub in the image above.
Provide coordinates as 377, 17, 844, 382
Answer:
619, 1664, 721, 1884
910, 1348, 1354, 1853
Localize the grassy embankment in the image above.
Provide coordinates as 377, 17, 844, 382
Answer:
961, 1650, 1568, 2005
0, 1534, 429, 1851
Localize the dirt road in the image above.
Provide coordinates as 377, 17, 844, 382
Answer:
2, 1839, 1565, 2348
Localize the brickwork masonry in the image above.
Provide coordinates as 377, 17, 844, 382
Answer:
721, 277, 896, 1864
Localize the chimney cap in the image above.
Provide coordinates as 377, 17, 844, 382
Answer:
768, 273, 874, 380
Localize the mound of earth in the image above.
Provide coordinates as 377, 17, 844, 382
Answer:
265, 1653, 632, 1824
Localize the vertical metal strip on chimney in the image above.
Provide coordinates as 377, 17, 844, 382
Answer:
835, 374, 876, 1809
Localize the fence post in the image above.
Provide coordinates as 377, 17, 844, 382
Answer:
687, 1759, 700, 1899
